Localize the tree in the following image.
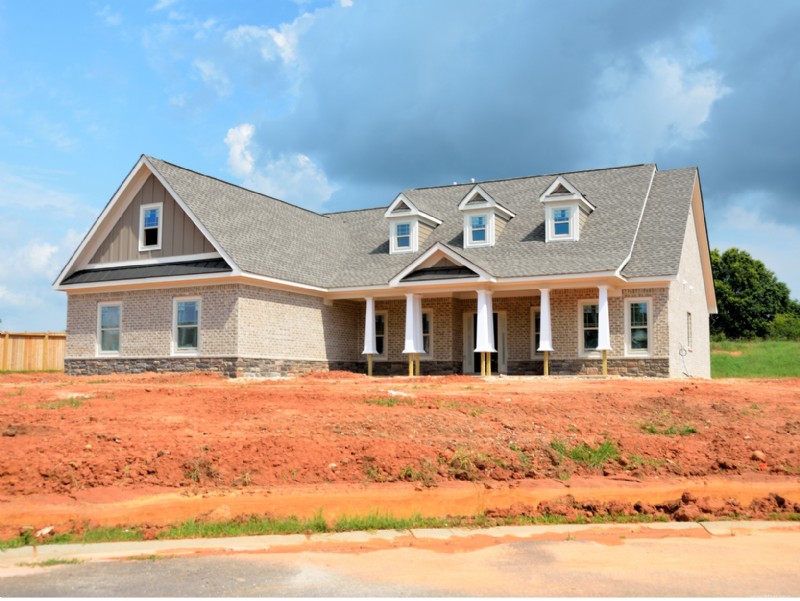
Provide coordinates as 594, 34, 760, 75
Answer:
710, 247, 797, 339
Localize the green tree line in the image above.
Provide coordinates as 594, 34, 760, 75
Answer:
711, 248, 800, 340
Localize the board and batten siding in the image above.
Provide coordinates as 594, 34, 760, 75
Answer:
91, 174, 215, 264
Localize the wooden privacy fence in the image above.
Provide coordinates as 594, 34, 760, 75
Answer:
0, 332, 66, 372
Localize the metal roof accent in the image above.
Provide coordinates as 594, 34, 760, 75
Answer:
61, 258, 231, 285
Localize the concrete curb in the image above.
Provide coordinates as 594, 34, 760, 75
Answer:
0, 521, 796, 567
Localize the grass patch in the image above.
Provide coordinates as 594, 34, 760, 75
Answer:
550, 439, 619, 468
17, 558, 84, 567
397, 459, 438, 486
364, 397, 413, 407
39, 397, 87, 410
712, 340, 800, 378
639, 422, 697, 436
447, 448, 496, 481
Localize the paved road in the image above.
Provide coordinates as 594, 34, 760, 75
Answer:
1, 522, 798, 597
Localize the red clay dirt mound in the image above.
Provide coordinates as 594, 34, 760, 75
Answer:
0, 372, 798, 535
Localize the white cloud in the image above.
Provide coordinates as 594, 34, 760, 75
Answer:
192, 59, 232, 96
340, 0, 354, 7
224, 13, 313, 65
589, 52, 730, 162
711, 197, 800, 298
22, 241, 61, 276
0, 165, 87, 216
224, 123, 255, 177
97, 5, 122, 26
152, 0, 178, 10
0, 286, 37, 309
244, 153, 337, 212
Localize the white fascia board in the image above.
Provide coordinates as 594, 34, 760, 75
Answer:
615, 165, 656, 277
141, 156, 243, 276
691, 171, 718, 314
84, 252, 222, 270
236, 272, 328, 293
53, 156, 151, 289
388, 242, 495, 286
384, 193, 443, 225
458, 184, 515, 219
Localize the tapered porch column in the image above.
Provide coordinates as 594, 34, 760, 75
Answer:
474, 290, 496, 376
597, 285, 612, 376
362, 297, 376, 376
537, 288, 554, 376
403, 293, 422, 376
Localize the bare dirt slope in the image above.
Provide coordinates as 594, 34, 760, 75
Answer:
0, 372, 798, 536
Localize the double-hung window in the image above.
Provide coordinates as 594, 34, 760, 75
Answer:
553, 208, 571, 237
174, 298, 201, 354
392, 222, 413, 252
625, 298, 652, 356
374, 311, 388, 360
579, 301, 599, 355
139, 202, 163, 251
470, 215, 487, 243
97, 302, 121, 355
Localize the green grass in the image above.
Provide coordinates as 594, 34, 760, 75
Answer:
39, 397, 87, 410
712, 340, 800, 378
639, 422, 697, 436
17, 558, 84, 567
364, 397, 413, 407
550, 439, 619, 468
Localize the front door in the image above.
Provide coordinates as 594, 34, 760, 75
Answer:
463, 311, 507, 374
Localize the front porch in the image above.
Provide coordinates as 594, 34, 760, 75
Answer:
355, 286, 670, 378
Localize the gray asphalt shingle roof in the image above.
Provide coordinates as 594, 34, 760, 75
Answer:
144, 157, 696, 289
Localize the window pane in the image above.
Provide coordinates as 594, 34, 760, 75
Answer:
177, 326, 198, 349
101, 305, 120, 328
584, 329, 598, 350
177, 302, 198, 326
144, 208, 160, 228
534, 311, 541, 353
583, 304, 598, 328
554, 209, 569, 222
143, 227, 158, 246
422, 313, 430, 334
423, 334, 430, 354
471, 215, 486, 228
397, 235, 410, 248
554, 222, 569, 236
101, 330, 119, 352
630, 302, 648, 327
472, 228, 486, 242
375, 315, 385, 336
375, 336, 384, 355
631, 327, 648, 349
396, 223, 410, 235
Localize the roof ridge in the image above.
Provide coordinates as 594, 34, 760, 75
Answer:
409, 163, 654, 192
145, 155, 331, 220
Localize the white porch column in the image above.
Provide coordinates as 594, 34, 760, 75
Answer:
403, 293, 419, 354
362, 297, 376, 376
362, 297, 376, 355
597, 285, 612, 376
537, 289, 553, 353
597, 285, 612, 351
474, 290, 496, 353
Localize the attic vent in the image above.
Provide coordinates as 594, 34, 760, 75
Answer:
552, 184, 571, 195
465, 194, 486, 206
393, 201, 411, 212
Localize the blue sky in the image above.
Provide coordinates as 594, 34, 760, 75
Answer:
1, 0, 799, 331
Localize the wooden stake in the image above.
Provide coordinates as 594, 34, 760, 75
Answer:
543, 350, 549, 376
367, 354, 373, 377
408, 354, 414, 377
602, 350, 608, 376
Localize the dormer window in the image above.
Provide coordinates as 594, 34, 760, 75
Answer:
384, 193, 442, 255
392, 221, 414, 253
470, 215, 488, 244
540, 176, 594, 243
458, 185, 515, 249
139, 202, 163, 251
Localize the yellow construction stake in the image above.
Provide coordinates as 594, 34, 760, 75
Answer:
543, 350, 549, 376
367, 354, 373, 377
408, 354, 414, 377
602, 350, 608, 376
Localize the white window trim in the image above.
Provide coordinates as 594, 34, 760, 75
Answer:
624, 297, 653, 357
529, 306, 543, 360
139, 202, 163, 251
390, 220, 417, 254
578, 299, 601, 358
421, 309, 433, 358
173, 296, 201, 356
96, 302, 122, 357
546, 203, 579, 243
374, 310, 388, 361
463, 211, 494, 248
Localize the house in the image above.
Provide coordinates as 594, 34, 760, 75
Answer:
54, 155, 716, 378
